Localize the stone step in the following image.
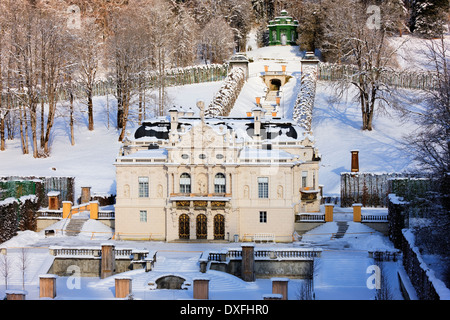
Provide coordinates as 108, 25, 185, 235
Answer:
65, 217, 89, 236
332, 221, 349, 239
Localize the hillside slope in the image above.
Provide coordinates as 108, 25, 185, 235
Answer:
0, 44, 424, 198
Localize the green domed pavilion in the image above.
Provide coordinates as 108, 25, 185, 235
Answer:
268, 10, 299, 46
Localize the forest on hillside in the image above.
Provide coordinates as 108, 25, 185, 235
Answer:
0, 0, 448, 158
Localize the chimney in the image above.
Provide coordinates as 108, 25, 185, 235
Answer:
351, 150, 359, 172
252, 107, 265, 137
168, 106, 179, 133
81, 187, 91, 204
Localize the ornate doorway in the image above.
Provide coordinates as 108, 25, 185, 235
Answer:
214, 214, 225, 240
179, 214, 190, 239
196, 214, 207, 239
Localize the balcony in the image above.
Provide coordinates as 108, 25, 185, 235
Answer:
170, 193, 231, 210
300, 188, 319, 201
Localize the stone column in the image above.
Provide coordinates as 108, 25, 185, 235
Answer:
353, 203, 362, 222
39, 275, 57, 299
62, 201, 72, 219
324, 204, 334, 222
89, 201, 99, 220
351, 150, 359, 172
81, 186, 91, 204
193, 278, 210, 300
115, 277, 132, 298
101, 243, 116, 279
48, 192, 60, 210
241, 243, 255, 282
272, 277, 289, 300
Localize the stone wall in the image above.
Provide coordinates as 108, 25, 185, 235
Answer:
401, 230, 441, 300
48, 258, 136, 277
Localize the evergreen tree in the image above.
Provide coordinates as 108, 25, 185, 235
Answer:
410, 0, 449, 38
296, 1, 324, 52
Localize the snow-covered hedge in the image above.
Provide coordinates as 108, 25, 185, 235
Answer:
318, 62, 437, 90
205, 67, 245, 117
402, 229, 450, 300
0, 195, 38, 243
292, 65, 317, 131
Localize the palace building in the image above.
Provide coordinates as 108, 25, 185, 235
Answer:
114, 102, 321, 242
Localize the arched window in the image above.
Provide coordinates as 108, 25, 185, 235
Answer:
180, 173, 191, 194
214, 173, 226, 194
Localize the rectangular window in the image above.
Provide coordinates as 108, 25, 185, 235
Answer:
259, 211, 267, 223
139, 210, 147, 223
302, 171, 308, 188
258, 177, 269, 198
139, 177, 149, 198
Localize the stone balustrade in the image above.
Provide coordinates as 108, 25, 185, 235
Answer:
207, 247, 322, 261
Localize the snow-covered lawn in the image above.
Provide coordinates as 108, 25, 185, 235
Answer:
0, 213, 408, 300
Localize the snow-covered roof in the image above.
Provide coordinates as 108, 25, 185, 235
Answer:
118, 149, 168, 160
133, 116, 304, 143
238, 147, 295, 160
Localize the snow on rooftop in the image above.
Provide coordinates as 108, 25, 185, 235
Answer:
238, 147, 295, 160
119, 149, 168, 159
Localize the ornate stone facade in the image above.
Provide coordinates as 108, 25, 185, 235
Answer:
114, 102, 321, 242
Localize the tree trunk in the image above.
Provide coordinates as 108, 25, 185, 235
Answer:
118, 96, 129, 142
43, 93, 56, 155
88, 87, 94, 131
19, 103, 30, 155
116, 78, 123, 129
0, 116, 5, 151
29, 105, 38, 158
40, 99, 45, 148
70, 91, 75, 146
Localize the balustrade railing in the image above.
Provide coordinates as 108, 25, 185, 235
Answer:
49, 246, 149, 260
37, 210, 63, 218
296, 213, 325, 222
98, 210, 115, 219
207, 248, 321, 261
362, 214, 388, 222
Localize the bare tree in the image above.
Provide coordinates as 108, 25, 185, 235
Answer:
374, 261, 394, 300
321, 0, 406, 131
17, 248, 30, 291
107, 4, 152, 140
0, 252, 11, 290
296, 257, 319, 300
199, 17, 235, 64
0, 2, 7, 151
146, 0, 176, 117
405, 37, 450, 175
172, 4, 199, 68
73, 19, 102, 131
40, 10, 71, 155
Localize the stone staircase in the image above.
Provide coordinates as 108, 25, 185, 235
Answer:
65, 215, 89, 236
261, 91, 279, 113
332, 221, 349, 239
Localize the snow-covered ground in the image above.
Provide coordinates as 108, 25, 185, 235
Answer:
0, 208, 410, 300
1, 35, 446, 300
